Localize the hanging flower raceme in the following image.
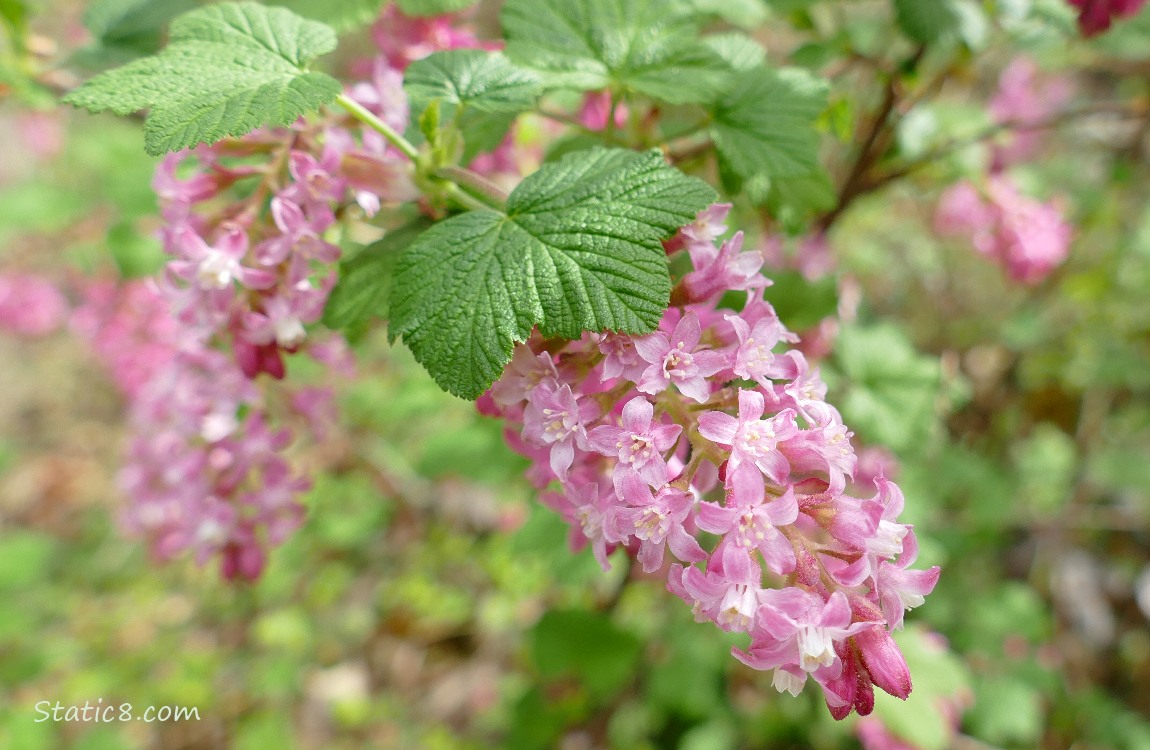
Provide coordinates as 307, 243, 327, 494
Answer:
81, 7, 465, 580
935, 176, 1072, 285
484, 204, 940, 719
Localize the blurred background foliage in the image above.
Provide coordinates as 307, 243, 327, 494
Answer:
2, 0, 1150, 749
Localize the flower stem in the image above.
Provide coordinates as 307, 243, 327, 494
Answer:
336, 93, 420, 161
434, 166, 509, 212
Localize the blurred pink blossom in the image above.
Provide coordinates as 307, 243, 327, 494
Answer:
0, 273, 69, 337
935, 177, 1072, 285
990, 58, 1073, 167
1068, 0, 1148, 36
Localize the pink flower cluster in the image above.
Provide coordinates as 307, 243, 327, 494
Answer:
934, 57, 1075, 285
72, 278, 323, 580
483, 204, 939, 719
935, 177, 1072, 285
0, 272, 68, 337
989, 58, 1073, 168
1068, 0, 1148, 36
73, 6, 474, 580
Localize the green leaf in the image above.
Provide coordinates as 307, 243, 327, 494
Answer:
404, 50, 543, 113
709, 66, 828, 180
0, 532, 55, 591
501, 0, 733, 105
0, 0, 29, 31
830, 323, 942, 453
458, 109, 517, 163
83, 0, 195, 45
756, 171, 838, 229
763, 269, 838, 330
63, 2, 341, 155
324, 221, 429, 330
74, 0, 197, 71
685, 0, 767, 28
389, 148, 716, 398
395, 0, 479, 15
892, 0, 962, 43
702, 32, 767, 72
967, 676, 1045, 746
273, 0, 385, 31
529, 610, 642, 698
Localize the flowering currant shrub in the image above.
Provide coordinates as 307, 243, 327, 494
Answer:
17, 0, 1143, 738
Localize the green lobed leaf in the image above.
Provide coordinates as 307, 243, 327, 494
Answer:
323, 221, 430, 330
389, 148, 716, 399
404, 49, 543, 113
831, 323, 942, 453
273, 0, 386, 32
529, 609, 643, 698
63, 2, 341, 155
702, 32, 767, 72
0, 0, 29, 31
501, 0, 733, 105
685, 0, 767, 28
709, 66, 829, 180
758, 170, 838, 227
892, 0, 962, 44
395, 0, 479, 16
83, 0, 195, 45
458, 109, 517, 162
74, 0, 198, 71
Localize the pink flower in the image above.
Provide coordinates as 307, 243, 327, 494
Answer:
347, 58, 409, 134
726, 311, 800, 386
523, 382, 598, 479
544, 481, 620, 571
371, 5, 486, 70
1068, 0, 1148, 36
875, 530, 941, 630
989, 58, 1073, 166
0, 273, 68, 337
255, 197, 340, 268
153, 152, 222, 220
935, 177, 1071, 285
857, 718, 919, 750
489, 345, 559, 408
168, 225, 275, 291
241, 275, 333, 350
780, 418, 856, 495
734, 589, 874, 684
681, 231, 766, 301
634, 311, 729, 402
698, 389, 798, 486
578, 90, 628, 131
283, 146, 346, 207
596, 332, 646, 382
934, 181, 996, 242
664, 203, 731, 253
611, 467, 706, 572
587, 396, 682, 486
986, 177, 1072, 284
854, 624, 912, 700
698, 466, 798, 574
482, 202, 940, 719
671, 546, 765, 632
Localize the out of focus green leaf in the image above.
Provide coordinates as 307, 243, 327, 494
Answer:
529, 610, 642, 698
830, 323, 942, 453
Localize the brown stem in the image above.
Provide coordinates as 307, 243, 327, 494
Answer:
818, 46, 926, 232
861, 101, 1145, 194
